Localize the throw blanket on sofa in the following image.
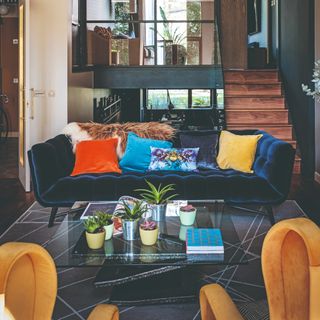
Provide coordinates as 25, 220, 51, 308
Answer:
62, 122, 176, 158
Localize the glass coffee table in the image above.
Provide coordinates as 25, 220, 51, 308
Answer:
45, 200, 247, 305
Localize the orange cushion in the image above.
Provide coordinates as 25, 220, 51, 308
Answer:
71, 139, 121, 176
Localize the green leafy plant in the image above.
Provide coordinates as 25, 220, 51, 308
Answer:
151, 7, 186, 45
135, 180, 177, 205
115, 200, 148, 221
302, 59, 320, 101
83, 216, 104, 234
95, 211, 113, 226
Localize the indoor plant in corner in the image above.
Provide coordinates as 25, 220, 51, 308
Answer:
139, 220, 158, 246
83, 216, 105, 250
115, 200, 148, 240
136, 180, 177, 221
95, 211, 114, 240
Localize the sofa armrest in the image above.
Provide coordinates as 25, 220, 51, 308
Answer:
253, 131, 295, 201
87, 304, 119, 320
200, 284, 244, 320
28, 135, 74, 205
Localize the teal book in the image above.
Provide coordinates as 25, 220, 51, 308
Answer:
186, 229, 224, 254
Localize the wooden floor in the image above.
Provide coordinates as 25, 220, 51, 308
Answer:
0, 138, 319, 235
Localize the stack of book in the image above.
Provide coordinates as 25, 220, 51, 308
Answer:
186, 228, 224, 254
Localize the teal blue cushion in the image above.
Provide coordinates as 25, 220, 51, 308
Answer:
119, 132, 173, 173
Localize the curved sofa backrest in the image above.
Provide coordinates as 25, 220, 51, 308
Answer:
28, 135, 74, 201
253, 130, 295, 200
44, 134, 75, 176
262, 218, 320, 320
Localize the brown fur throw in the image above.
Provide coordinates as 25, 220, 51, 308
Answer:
62, 122, 176, 158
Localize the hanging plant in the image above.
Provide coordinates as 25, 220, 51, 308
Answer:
302, 59, 320, 102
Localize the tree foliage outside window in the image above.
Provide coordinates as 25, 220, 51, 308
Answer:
187, 1, 201, 36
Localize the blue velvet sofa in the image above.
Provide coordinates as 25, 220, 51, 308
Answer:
28, 130, 295, 226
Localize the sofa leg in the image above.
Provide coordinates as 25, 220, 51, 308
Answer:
48, 207, 58, 227
265, 205, 275, 226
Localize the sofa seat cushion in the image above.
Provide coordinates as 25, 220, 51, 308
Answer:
42, 169, 283, 207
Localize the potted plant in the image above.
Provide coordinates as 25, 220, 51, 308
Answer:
135, 180, 177, 221
95, 211, 114, 240
179, 204, 197, 226
152, 7, 187, 65
115, 200, 148, 240
83, 216, 105, 250
139, 220, 158, 246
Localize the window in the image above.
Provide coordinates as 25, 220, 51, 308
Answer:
82, 0, 219, 66
147, 89, 214, 110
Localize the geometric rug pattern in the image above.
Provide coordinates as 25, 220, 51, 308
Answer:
0, 201, 306, 320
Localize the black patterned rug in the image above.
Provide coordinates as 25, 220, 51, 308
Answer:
0, 201, 306, 320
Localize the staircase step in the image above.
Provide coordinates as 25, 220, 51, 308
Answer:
225, 70, 279, 84
294, 156, 302, 174
227, 125, 293, 140
285, 140, 297, 149
226, 109, 289, 125
225, 97, 285, 109
225, 84, 282, 97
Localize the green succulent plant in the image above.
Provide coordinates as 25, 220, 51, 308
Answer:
83, 216, 103, 234
135, 180, 177, 205
95, 211, 114, 226
114, 200, 148, 221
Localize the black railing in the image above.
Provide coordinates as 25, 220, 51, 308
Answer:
93, 95, 121, 124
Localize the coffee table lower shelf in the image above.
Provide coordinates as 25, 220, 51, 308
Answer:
94, 265, 202, 305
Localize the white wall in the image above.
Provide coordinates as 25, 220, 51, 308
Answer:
248, 0, 268, 48
315, 0, 320, 183
29, 0, 68, 143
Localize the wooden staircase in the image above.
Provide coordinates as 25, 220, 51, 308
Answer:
224, 69, 301, 174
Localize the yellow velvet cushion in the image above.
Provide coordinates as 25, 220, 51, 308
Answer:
217, 131, 262, 173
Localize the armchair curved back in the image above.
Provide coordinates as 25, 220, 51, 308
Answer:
0, 242, 57, 320
262, 218, 320, 320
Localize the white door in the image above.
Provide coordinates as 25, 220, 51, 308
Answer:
18, 0, 69, 191
18, 0, 31, 191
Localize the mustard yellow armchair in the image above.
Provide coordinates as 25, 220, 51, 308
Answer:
200, 218, 320, 320
0, 242, 119, 320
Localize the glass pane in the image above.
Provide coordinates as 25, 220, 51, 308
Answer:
87, 0, 112, 20
169, 89, 188, 109
187, 40, 200, 65
147, 90, 168, 109
112, 39, 129, 65
147, 89, 188, 109
113, 1, 131, 21
156, 1, 214, 21
143, 23, 156, 65
143, 0, 155, 20
216, 89, 224, 109
156, 21, 187, 65
156, 22, 215, 65
87, 22, 150, 66
192, 90, 211, 108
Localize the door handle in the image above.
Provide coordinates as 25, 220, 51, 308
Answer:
30, 88, 45, 120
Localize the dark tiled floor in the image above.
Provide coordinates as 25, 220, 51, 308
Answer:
0, 137, 320, 319
0, 200, 306, 319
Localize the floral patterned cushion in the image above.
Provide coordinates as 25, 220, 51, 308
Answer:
148, 147, 199, 172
